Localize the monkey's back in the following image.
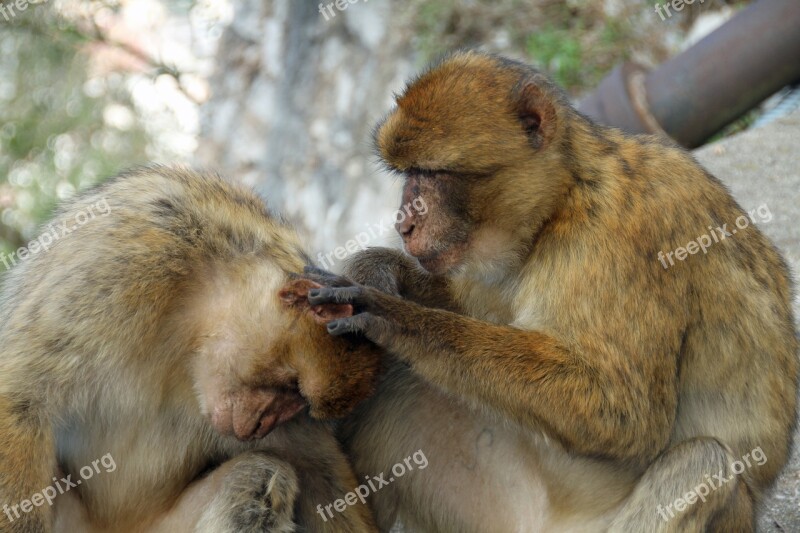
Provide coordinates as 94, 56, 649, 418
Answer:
546, 131, 798, 490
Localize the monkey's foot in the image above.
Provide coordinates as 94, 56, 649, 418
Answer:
196, 452, 299, 533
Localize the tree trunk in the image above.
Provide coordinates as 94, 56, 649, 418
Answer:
198, 0, 416, 263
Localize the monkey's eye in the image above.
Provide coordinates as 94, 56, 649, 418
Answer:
408, 167, 438, 179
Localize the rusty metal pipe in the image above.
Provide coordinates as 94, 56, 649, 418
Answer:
578, 0, 800, 148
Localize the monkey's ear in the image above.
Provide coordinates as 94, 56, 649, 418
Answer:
279, 279, 353, 324
279, 279, 315, 308
515, 81, 557, 150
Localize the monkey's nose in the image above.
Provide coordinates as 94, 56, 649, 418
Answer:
396, 219, 415, 238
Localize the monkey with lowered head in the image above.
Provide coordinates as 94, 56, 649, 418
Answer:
0, 166, 380, 533
304, 51, 798, 532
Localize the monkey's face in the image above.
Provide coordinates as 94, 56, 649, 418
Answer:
375, 52, 561, 274
394, 169, 473, 274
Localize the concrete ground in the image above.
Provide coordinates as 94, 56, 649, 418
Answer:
695, 109, 800, 532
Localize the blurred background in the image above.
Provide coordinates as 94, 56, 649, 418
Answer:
2, 0, 792, 259
1, 0, 799, 529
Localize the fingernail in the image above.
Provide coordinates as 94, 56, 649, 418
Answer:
309, 289, 320, 298
327, 320, 339, 332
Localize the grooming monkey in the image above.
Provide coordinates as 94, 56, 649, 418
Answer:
304, 51, 799, 532
0, 167, 379, 533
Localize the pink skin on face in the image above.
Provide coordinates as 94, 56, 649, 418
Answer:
211, 387, 307, 441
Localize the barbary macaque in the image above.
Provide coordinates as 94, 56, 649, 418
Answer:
0, 166, 379, 533
305, 51, 798, 532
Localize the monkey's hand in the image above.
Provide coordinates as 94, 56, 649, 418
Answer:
196, 452, 299, 533
305, 248, 457, 311
306, 284, 402, 347
298, 267, 401, 346
303, 262, 401, 297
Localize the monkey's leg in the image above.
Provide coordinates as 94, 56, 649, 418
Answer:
285, 425, 379, 533
0, 396, 56, 532
608, 437, 754, 533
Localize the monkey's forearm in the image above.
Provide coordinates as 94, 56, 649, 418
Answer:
396, 309, 670, 462
343, 247, 458, 311
394, 268, 454, 311
0, 398, 55, 532
311, 287, 673, 463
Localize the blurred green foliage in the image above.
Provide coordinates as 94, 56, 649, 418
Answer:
526, 26, 583, 88
0, 9, 149, 267
0, 0, 760, 272
410, 0, 640, 95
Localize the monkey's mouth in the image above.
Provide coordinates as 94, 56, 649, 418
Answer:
417, 254, 445, 273
212, 386, 308, 441
251, 390, 307, 440
414, 244, 467, 274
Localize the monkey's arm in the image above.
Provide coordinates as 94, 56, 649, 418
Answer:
0, 396, 56, 532
309, 247, 458, 311
307, 285, 675, 464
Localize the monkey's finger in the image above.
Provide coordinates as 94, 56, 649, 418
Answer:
304, 265, 339, 279
303, 266, 353, 287
311, 303, 354, 323
305, 265, 330, 274
287, 270, 340, 287
307, 286, 365, 306
303, 273, 353, 288
326, 313, 376, 336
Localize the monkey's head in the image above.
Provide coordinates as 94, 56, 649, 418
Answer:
375, 51, 575, 274
188, 266, 380, 442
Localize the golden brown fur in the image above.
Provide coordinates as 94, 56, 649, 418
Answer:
0, 166, 379, 532
304, 51, 798, 532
